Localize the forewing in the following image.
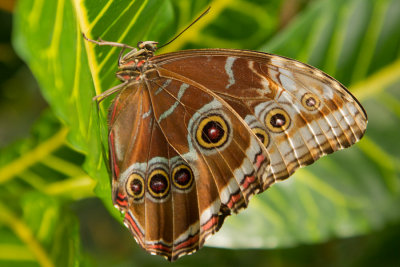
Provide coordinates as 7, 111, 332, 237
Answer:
152, 49, 367, 185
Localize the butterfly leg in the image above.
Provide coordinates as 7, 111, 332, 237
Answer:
82, 33, 136, 50
117, 47, 127, 66
92, 80, 130, 102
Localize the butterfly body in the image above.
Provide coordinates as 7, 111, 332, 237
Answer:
91, 39, 367, 261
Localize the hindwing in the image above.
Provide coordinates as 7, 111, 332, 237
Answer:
109, 68, 270, 260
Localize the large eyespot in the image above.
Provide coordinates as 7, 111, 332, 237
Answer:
196, 114, 229, 149
252, 127, 270, 147
172, 164, 194, 191
265, 108, 291, 133
301, 93, 321, 111
147, 169, 170, 199
126, 173, 145, 201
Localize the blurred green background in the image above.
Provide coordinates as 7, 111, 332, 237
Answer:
1, 0, 400, 266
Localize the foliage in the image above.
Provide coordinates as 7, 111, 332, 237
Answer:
1, 0, 399, 265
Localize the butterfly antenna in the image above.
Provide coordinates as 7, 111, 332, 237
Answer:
158, 6, 211, 49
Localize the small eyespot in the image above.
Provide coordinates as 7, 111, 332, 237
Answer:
147, 169, 170, 199
301, 93, 321, 111
196, 114, 229, 149
252, 127, 270, 147
126, 173, 145, 201
172, 164, 194, 190
265, 108, 291, 133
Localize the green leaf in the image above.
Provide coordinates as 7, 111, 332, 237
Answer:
0, 193, 81, 267
11, 0, 400, 255
0, 111, 94, 266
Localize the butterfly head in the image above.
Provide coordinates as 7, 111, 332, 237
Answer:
137, 41, 158, 52
119, 41, 158, 63
116, 40, 159, 82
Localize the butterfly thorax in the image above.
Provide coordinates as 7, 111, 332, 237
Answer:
116, 40, 158, 82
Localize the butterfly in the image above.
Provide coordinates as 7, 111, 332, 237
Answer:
84, 13, 367, 261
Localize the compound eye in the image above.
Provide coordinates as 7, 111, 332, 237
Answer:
145, 43, 157, 51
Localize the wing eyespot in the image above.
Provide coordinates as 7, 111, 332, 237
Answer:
195, 114, 230, 149
251, 127, 270, 147
172, 164, 194, 191
301, 93, 321, 111
126, 173, 145, 201
147, 168, 170, 199
265, 108, 291, 133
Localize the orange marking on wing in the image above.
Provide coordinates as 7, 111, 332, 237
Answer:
242, 175, 255, 189
148, 243, 172, 252
109, 132, 120, 178
116, 192, 128, 207
125, 212, 143, 239
174, 234, 199, 250
110, 98, 119, 123
227, 192, 242, 209
255, 153, 265, 168
201, 215, 218, 232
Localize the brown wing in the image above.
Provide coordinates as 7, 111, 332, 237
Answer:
108, 71, 270, 260
151, 49, 367, 184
